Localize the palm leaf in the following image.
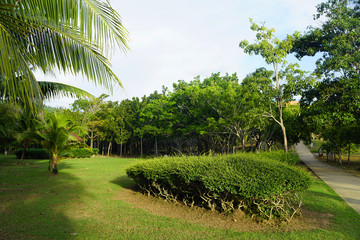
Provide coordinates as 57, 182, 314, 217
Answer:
0, 0, 129, 111
38, 81, 95, 99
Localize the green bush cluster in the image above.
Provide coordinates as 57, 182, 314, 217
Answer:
126, 152, 311, 221
15, 148, 50, 159
64, 148, 99, 158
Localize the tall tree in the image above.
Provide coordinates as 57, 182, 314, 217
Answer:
240, 19, 314, 152
0, 0, 129, 111
293, 0, 360, 160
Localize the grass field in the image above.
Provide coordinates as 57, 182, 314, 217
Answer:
1, 155, 360, 240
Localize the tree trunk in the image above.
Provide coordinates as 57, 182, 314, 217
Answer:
140, 137, 143, 156
19, 142, 27, 165
52, 154, 58, 174
348, 144, 351, 165
155, 136, 158, 156
338, 150, 342, 166
90, 129, 94, 149
280, 117, 288, 153
326, 151, 329, 162
241, 137, 245, 152
120, 142, 123, 157
107, 141, 112, 156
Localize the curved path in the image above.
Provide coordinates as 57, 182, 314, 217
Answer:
295, 142, 360, 215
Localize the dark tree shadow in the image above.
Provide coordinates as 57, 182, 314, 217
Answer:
0, 160, 90, 240
111, 175, 139, 190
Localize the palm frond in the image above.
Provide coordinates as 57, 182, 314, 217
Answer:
0, 0, 129, 110
38, 81, 94, 99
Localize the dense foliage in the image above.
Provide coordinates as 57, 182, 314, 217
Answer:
127, 152, 311, 221
55, 73, 305, 157
293, 0, 360, 164
63, 148, 99, 158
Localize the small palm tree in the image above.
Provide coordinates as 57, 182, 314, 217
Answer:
36, 113, 79, 174
14, 108, 41, 164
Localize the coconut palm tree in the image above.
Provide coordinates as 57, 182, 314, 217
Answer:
36, 113, 80, 174
0, 0, 129, 111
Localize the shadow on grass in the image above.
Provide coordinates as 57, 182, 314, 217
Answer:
306, 189, 343, 202
110, 175, 138, 190
0, 160, 89, 240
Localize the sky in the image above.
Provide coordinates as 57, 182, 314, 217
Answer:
41, 0, 324, 108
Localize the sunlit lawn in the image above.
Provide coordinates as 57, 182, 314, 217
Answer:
1, 154, 359, 239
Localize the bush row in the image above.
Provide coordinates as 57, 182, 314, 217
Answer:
126, 152, 311, 221
63, 148, 99, 158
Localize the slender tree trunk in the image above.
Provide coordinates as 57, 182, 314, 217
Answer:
107, 141, 112, 156
140, 137, 143, 156
241, 137, 245, 152
338, 150, 342, 165
19, 142, 27, 165
120, 142, 123, 157
348, 144, 351, 165
281, 123, 288, 153
90, 129, 94, 149
155, 136, 158, 156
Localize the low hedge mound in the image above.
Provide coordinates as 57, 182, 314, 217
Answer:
127, 153, 311, 221
15, 148, 50, 159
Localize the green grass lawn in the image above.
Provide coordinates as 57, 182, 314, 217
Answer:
1, 155, 360, 239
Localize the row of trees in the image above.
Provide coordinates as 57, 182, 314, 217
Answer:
58, 72, 305, 157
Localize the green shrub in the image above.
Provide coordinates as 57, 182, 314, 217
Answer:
239, 151, 300, 165
15, 148, 50, 159
126, 153, 311, 221
92, 148, 99, 155
63, 148, 95, 158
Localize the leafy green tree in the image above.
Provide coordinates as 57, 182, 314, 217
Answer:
70, 94, 108, 148
140, 91, 174, 156
240, 19, 314, 152
240, 68, 276, 151
0, 0, 129, 111
294, 0, 360, 161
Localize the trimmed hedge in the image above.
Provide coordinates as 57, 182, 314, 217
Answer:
231, 151, 300, 166
63, 148, 99, 158
15, 148, 50, 159
126, 152, 311, 221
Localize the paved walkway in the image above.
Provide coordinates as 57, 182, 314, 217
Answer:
295, 142, 360, 215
